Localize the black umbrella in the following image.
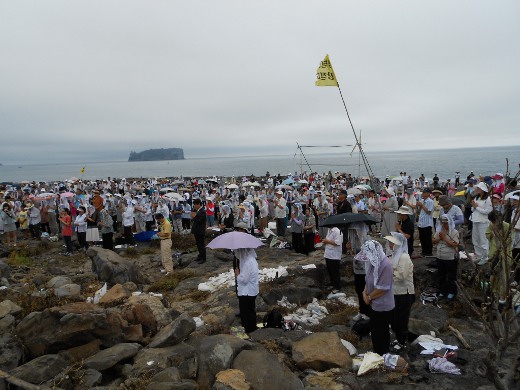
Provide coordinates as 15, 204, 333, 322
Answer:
449, 196, 466, 206
321, 213, 378, 227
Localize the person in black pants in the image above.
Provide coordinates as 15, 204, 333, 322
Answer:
235, 248, 259, 335
303, 208, 316, 255
191, 199, 206, 264
394, 206, 415, 257
335, 190, 352, 254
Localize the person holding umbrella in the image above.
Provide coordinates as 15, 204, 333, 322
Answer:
206, 229, 263, 335
234, 247, 259, 335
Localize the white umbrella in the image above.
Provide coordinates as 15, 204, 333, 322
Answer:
347, 187, 362, 195
226, 184, 239, 189
242, 181, 253, 187
163, 192, 183, 201
159, 187, 175, 193
251, 181, 261, 187
298, 179, 308, 184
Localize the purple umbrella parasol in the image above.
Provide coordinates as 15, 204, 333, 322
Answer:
207, 231, 264, 250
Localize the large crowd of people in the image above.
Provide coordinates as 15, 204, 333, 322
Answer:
1, 169, 519, 347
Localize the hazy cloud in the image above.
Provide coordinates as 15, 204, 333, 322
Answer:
1, 0, 519, 164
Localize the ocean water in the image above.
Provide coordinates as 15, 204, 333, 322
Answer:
0, 146, 518, 183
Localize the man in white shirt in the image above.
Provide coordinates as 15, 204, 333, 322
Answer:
273, 191, 287, 236
322, 226, 343, 292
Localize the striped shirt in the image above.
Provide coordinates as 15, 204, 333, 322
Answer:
417, 198, 434, 228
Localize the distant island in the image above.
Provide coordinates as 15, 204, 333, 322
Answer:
128, 148, 185, 162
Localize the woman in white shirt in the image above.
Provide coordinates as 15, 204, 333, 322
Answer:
74, 206, 88, 250
234, 248, 259, 334
470, 182, 493, 265
384, 232, 415, 351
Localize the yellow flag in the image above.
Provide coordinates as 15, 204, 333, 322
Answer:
80, 166, 86, 174
315, 54, 338, 86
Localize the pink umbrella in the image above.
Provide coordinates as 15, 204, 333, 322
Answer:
60, 192, 75, 198
34, 193, 56, 201
207, 231, 264, 250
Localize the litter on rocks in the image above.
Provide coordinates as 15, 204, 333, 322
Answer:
327, 292, 359, 307
86, 282, 107, 304
383, 353, 409, 372
357, 352, 384, 376
277, 296, 297, 310
198, 266, 288, 292
429, 357, 462, 375
341, 339, 357, 356
284, 298, 328, 325
413, 334, 458, 355
301, 264, 316, 269
193, 316, 204, 328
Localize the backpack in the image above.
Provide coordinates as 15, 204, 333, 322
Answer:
263, 309, 284, 328
352, 318, 371, 339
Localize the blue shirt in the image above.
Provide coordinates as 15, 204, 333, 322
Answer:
417, 197, 434, 228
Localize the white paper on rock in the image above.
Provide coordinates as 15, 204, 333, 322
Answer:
341, 339, 357, 356
93, 283, 107, 304
197, 266, 289, 292
193, 316, 205, 328
358, 352, 384, 376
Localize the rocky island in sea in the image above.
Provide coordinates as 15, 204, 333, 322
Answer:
128, 148, 185, 162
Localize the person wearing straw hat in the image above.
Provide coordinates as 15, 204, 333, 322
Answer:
384, 232, 415, 352
470, 182, 493, 265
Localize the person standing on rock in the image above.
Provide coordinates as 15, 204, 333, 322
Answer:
98, 205, 114, 250
58, 208, 73, 256
356, 240, 395, 355
322, 226, 343, 293
273, 190, 287, 237
191, 198, 207, 264
384, 232, 415, 352
155, 213, 173, 275
234, 248, 259, 335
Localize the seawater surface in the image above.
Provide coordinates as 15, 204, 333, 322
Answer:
0, 146, 518, 182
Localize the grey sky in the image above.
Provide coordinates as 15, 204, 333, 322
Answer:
1, 0, 519, 164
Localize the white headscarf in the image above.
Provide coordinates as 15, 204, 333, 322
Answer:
436, 214, 456, 235
385, 232, 408, 267
233, 248, 257, 261
354, 240, 386, 287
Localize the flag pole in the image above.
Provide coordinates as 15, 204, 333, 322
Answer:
336, 83, 376, 179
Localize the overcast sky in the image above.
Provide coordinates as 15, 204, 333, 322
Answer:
1, 0, 519, 164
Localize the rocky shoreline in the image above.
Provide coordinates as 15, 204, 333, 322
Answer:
0, 233, 511, 389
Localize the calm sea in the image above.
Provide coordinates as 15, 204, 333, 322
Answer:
0, 146, 518, 183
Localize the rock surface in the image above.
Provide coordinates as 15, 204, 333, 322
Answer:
87, 247, 139, 285
292, 332, 352, 371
